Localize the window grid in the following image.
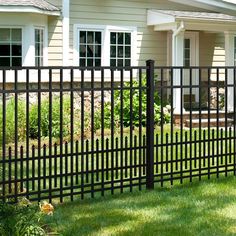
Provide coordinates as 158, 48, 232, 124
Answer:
0, 28, 22, 66
35, 29, 44, 66
79, 31, 102, 67
110, 32, 131, 67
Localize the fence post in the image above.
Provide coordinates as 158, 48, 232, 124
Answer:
146, 60, 155, 189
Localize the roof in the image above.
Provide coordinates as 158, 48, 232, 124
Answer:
0, 0, 60, 15
155, 10, 236, 21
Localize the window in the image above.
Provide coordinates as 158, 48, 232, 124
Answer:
76, 25, 136, 67
35, 29, 44, 66
110, 32, 131, 67
0, 28, 22, 66
184, 38, 190, 67
79, 30, 102, 67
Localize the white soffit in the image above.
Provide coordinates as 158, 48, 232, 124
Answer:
147, 10, 236, 31
169, 0, 236, 15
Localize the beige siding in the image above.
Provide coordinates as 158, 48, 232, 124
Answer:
47, 0, 63, 66
69, 0, 205, 66
45, 0, 228, 69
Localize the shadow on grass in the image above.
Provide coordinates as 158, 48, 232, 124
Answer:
45, 176, 236, 236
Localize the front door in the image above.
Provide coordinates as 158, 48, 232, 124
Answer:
183, 32, 199, 109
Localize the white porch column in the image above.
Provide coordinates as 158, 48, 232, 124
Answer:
172, 26, 185, 114
225, 31, 235, 113
63, 0, 70, 66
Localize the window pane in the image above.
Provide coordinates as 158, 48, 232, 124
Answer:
184, 59, 190, 67
12, 45, 22, 56
95, 32, 101, 44
118, 59, 123, 66
118, 46, 123, 57
80, 45, 86, 57
185, 39, 190, 49
125, 46, 131, 58
95, 59, 101, 66
12, 29, 21, 41
35, 57, 40, 67
0, 57, 10, 66
35, 30, 40, 43
12, 57, 22, 66
87, 45, 94, 57
0, 45, 10, 56
110, 46, 116, 57
80, 31, 86, 44
125, 33, 131, 44
95, 45, 101, 57
110, 59, 116, 67
185, 49, 190, 59
87, 58, 93, 66
87, 31, 94, 44
0, 29, 10, 41
125, 59, 130, 66
80, 58, 85, 66
118, 33, 124, 44
110, 32, 116, 44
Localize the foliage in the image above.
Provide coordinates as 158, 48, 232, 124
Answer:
0, 199, 46, 236
29, 96, 71, 139
0, 98, 26, 144
95, 75, 171, 130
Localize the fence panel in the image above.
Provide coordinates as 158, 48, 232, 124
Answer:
1, 64, 236, 203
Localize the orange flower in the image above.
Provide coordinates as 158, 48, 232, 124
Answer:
40, 201, 54, 215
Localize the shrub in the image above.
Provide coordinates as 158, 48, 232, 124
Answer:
0, 199, 47, 236
29, 96, 71, 139
94, 75, 171, 130
0, 98, 26, 144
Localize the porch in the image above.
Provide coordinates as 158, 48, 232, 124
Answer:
148, 9, 236, 121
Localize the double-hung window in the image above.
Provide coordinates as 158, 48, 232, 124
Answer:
110, 32, 131, 67
0, 28, 22, 66
79, 30, 102, 67
76, 25, 136, 68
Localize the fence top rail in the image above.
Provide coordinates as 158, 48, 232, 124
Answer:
154, 66, 236, 69
0, 65, 236, 70
0, 66, 148, 70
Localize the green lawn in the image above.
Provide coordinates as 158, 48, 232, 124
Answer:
44, 176, 236, 236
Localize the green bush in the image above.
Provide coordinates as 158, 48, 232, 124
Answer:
94, 75, 171, 130
29, 96, 71, 139
0, 199, 46, 236
0, 98, 26, 144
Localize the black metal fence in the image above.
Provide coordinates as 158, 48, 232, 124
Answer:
0, 61, 236, 203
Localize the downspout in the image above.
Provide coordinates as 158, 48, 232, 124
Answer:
172, 21, 185, 114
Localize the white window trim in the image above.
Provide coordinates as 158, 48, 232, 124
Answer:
73, 24, 137, 67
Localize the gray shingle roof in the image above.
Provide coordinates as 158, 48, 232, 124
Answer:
156, 10, 236, 21
0, 0, 59, 12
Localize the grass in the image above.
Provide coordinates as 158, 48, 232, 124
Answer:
43, 176, 236, 236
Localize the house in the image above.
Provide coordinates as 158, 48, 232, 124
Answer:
1, 0, 236, 113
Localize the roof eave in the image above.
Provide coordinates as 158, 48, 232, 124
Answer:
0, 6, 61, 16
169, 0, 236, 15
176, 16, 236, 23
